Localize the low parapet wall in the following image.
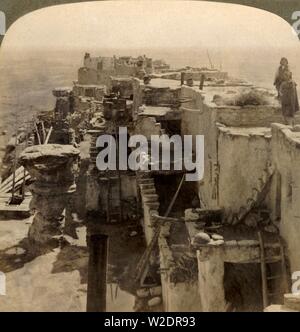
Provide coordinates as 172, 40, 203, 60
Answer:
158, 224, 202, 312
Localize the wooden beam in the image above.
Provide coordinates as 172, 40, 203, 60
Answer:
87, 234, 109, 312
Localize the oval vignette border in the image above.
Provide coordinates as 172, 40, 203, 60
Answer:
0, 0, 299, 45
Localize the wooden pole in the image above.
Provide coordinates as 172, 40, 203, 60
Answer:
199, 74, 205, 90
22, 123, 30, 200
164, 174, 185, 217
34, 122, 41, 145
258, 231, 268, 309
11, 134, 18, 202
87, 234, 109, 312
115, 123, 123, 222
135, 174, 185, 283
44, 126, 53, 144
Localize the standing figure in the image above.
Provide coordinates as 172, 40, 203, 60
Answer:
180, 72, 185, 86
279, 71, 299, 125
274, 57, 289, 98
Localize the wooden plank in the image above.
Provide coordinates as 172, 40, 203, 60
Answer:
0, 174, 30, 193
44, 126, 53, 144
34, 122, 41, 145
0, 166, 25, 189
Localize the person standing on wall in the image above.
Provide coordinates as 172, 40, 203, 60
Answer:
274, 57, 289, 98
279, 71, 299, 126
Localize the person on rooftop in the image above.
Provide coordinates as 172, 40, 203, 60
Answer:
279, 71, 299, 125
274, 57, 289, 98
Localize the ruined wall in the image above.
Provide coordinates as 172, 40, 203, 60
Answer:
214, 105, 300, 127
114, 64, 137, 77
132, 78, 144, 120
159, 225, 202, 312
217, 126, 272, 214
108, 77, 134, 99
180, 86, 218, 208
180, 85, 300, 211
137, 174, 160, 245
78, 67, 98, 85
271, 124, 300, 272
86, 173, 137, 213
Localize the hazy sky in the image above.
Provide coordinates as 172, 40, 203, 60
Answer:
1, 0, 299, 53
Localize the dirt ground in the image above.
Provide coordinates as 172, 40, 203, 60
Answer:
0, 218, 138, 312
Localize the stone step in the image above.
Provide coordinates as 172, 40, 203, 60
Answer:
143, 194, 159, 203
139, 184, 155, 190
146, 202, 160, 210
284, 293, 300, 311
138, 178, 154, 185
264, 304, 298, 312
141, 189, 156, 195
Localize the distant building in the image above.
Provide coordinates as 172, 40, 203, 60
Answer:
153, 59, 171, 72
78, 53, 153, 86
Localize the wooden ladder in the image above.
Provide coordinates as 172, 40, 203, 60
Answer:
135, 174, 185, 284
106, 176, 123, 223
258, 231, 289, 308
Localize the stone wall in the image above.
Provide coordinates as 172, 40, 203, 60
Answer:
217, 126, 272, 214
214, 105, 300, 127
180, 85, 300, 210
85, 173, 137, 214
180, 86, 217, 208
78, 67, 99, 85
159, 225, 202, 312
271, 124, 300, 272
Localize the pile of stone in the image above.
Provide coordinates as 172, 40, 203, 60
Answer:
135, 286, 162, 311
191, 231, 224, 247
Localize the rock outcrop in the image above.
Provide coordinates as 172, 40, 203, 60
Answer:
19, 144, 80, 255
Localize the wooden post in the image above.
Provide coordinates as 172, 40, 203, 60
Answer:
199, 74, 205, 90
258, 231, 268, 308
34, 122, 41, 145
87, 234, 109, 312
180, 72, 185, 86
11, 134, 18, 202
41, 121, 46, 144
164, 174, 185, 217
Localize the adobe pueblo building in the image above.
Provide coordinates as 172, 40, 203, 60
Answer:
0, 53, 300, 312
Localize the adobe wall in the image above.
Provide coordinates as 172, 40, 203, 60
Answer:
271, 124, 300, 272
180, 85, 300, 211
180, 87, 218, 208
78, 67, 98, 85
217, 126, 272, 214
159, 225, 202, 312
214, 105, 300, 127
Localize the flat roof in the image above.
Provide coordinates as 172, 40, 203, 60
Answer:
145, 78, 181, 90
218, 125, 271, 138
184, 85, 280, 108
139, 105, 173, 117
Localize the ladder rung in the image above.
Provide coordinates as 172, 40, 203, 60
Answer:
265, 256, 282, 263
267, 275, 281, 280
268, 292, 281, 297
110, 211, 122, 215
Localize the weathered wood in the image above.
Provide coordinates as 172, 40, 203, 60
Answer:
258, 231, 269, 309
0, 167, 25, 190
135, 174, 185, 283
0, 172, 30, 193
87, 234, 109, 312
44, 126, 53, 144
